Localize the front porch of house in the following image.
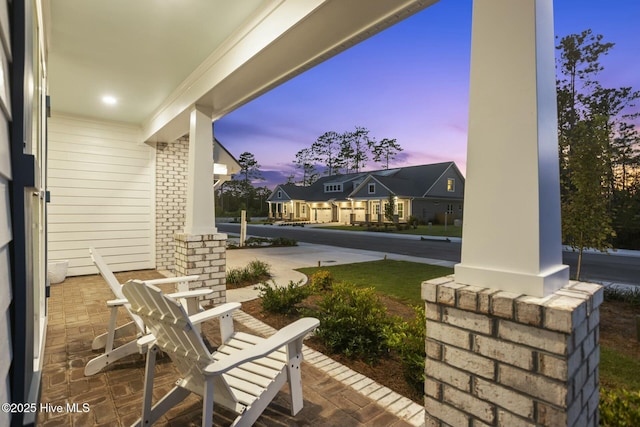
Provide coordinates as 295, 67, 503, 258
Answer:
38, 271, 420, 427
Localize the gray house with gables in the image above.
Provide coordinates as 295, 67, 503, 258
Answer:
267, 162, 464, 224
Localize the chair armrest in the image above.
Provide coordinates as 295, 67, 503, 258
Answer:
145, 275, 200, 286
136, 334, 157, 353
167, 289, 212, 299
204, 317, 319, 375
189, 302, 241, 325
106, 298, 128, 307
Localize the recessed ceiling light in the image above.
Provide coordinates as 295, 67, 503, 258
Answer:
102, 95, 117, 105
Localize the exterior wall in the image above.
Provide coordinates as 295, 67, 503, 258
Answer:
155, 138, 188, 271
47, 115, 155, 276
422, 276, 602, 427
412, 199, 463, 224
0, 0, 11, 416
426, 170, 465, 199
351, 178, 391, 199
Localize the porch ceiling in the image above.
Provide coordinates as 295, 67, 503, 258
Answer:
45, 0, 438, 143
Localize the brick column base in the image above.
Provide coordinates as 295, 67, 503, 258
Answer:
174, 233, 227, 306
421, 276, 603, 427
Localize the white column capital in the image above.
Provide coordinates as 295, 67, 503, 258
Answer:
190, 104, 213, 117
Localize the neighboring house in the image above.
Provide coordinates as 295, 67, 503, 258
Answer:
268, 162, 465, 224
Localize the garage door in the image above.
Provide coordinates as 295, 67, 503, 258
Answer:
314, 207, 332, 223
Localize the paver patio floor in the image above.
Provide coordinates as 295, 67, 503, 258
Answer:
37, 270, 417, 427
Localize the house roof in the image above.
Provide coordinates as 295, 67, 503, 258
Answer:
269, 162, 462, 201
45, 0, 438, 143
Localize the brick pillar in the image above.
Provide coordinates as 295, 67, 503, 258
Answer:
422, 276, 602, 427
174, 233, 227, 306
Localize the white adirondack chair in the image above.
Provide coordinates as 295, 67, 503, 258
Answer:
122, 279, 320, 427
85, 247, 212, 376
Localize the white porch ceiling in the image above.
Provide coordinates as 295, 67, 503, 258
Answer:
46, 0, 438, 143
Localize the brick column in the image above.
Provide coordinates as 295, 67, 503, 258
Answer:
422, 276, 602, 427
174, 233, 227, 306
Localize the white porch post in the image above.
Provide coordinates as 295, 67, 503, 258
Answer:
454, 0, 568, 297
184, 105, 216, 235
425, 6, 601, 425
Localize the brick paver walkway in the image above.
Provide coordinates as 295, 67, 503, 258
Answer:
38, 271, 424, 427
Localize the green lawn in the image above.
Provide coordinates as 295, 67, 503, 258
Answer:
299, 259, 637, 392
600, 346, 640, 391
320, 224, 462, 238
297, 259, 453, 305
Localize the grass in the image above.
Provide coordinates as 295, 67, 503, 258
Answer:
320, 224, 463, 238
297, 259, 453, 305
600, 346, 640, 391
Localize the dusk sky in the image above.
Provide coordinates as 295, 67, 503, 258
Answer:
215, 0, 640, 189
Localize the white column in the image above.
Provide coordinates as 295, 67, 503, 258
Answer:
454, 0, 569, 297
184, 105, 217, 235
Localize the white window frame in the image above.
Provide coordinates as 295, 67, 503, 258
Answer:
397, 202, 404, 219
368, 183, 375, 194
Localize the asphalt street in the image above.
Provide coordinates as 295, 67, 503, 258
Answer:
217, 223, 640, 287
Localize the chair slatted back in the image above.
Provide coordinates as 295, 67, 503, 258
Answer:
122, 280, 237, 403
89, 247, 145, 333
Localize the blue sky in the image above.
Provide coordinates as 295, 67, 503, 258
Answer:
216, 0, 640, 189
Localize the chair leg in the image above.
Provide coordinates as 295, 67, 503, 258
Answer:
202, 377, 214, 427
84, 339, 140, 376
91, 321, 137, 350
286, 340, 305, 415
132, 344, 191, 427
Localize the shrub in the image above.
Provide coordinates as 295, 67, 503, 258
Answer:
599, 388, 640, 426
247, 259, 270, 277
227, 268, 243, 286
385, 306, 426, 396
269, 237, 297, 247
310, 270, 333, 291
315, 283, 392, 363
244, 237, 271, 247
258, 280, 311, 315
603, 286, 640, 306
226, 260, 271, 287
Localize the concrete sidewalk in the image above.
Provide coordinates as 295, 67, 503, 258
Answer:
225, 241, 455, 303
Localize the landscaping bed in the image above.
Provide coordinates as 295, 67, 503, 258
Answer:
240, 265, 640, 411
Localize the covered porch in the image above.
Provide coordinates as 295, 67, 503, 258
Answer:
37, 271, 418, 427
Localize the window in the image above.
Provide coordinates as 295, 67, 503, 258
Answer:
447, 204, 454, 214
301, 205, 306, 214
277, 190, 282, 198
447, 178, 455, 192
397, 203, 404, 219
368, 183, 375, 194
324, 184, 342, 193
374, 203, 380, 215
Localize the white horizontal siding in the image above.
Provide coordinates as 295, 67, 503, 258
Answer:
0, 113, 10, 180
47, 115, 155, 276
0, 4, 11, 420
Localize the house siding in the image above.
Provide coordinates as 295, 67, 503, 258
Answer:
0, 0, 11, 421
0, 166, 11, 427
155, 138, 188, 271
47, 115, 155, 276
412, 199, 463, 224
